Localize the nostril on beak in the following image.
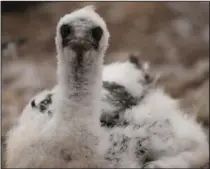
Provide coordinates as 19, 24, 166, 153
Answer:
69, 39, 91, 53
70, 42, 84, 52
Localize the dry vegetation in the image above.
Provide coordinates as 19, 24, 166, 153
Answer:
1, 2, 209, 168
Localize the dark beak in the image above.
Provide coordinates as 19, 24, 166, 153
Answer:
68, 38, 93, 53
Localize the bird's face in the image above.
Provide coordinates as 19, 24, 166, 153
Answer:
60, 19, 103, 53
56, 6, 110, 63
102, 56, 156, 98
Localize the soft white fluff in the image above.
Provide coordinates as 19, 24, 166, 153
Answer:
102, 60, 151, 98
99, 85, 209, 168
20, 58, 153, 130
6, 6, 110, 168
99, 59, 155, 127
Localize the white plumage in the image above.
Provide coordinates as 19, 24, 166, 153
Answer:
6, 6, 110, 168
5, 5, 208, 169
27, 56, 154, 127
99, 74, 209, 168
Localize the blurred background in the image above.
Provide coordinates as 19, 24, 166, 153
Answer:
1, 2, 209, 167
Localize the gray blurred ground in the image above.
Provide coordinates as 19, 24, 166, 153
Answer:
1, 2, 209, 168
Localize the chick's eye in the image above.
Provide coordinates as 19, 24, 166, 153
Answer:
144, 73, 153, 84
91, 26, 103, 42
60, 24, 72, 38
145, 74, 150, 81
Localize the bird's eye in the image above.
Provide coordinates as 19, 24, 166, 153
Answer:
60, 24, 72, 39
144, 73, 153, 84
144, 74, 150, 81
91, 26, 103, 42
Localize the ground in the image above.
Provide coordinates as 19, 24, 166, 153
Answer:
1, 2, 209, 168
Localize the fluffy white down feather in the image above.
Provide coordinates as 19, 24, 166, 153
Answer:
99, 86, 209, 168
5, 5, 208, 168
8, 56, 208, 168
6, 5, 110, 168
18, 58, 152, 128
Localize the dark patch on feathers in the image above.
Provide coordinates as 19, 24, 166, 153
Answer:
129, 54, 141, 69
31, 99, 36, 108
32, 81, 146, 130
100, 81, 146, 128
103, 81, 139, 108
31, 94, 52, 114
105, 134, 131, 164
73, 52, 85, 84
